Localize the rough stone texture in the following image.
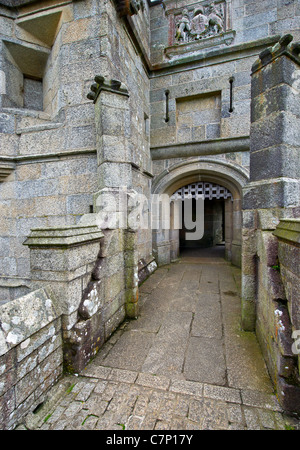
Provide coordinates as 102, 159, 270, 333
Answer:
241, 37, 300, 415
0, 286, 63, 430
23, 225, 104, 373
273, 219, 300, 414
0, 0, 300, 425
14, 255, 300, 431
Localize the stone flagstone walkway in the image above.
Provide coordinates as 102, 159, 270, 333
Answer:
19, 247, 300, 430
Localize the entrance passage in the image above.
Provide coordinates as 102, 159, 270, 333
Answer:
91, 254, 274, 391
65, 253, 290, 430
31, 251, 297, 430
170, 181, 233, 257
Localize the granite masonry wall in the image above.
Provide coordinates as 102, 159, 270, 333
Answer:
148, 0, 300, 269
0, 0, 300, 422
242, 36, 300, 414
0, 0, 154, 299
0, 286, 63, 430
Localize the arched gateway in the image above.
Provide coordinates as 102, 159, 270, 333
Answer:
151, 158, 249, 268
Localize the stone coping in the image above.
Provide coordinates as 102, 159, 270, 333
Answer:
152, 35, 281, 73
273, 219, 300, 245
0, 276, 31, 288
23, 225, 104, 248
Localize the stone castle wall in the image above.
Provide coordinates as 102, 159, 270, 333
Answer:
0, 286, 63, 430
0, 0, 300, 424
0, 0, 154, 300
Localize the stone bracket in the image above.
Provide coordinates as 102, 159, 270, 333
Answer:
87, 76, 129, 103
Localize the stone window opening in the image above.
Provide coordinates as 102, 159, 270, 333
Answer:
23, 75, 43, 111
0, 8, 64, 114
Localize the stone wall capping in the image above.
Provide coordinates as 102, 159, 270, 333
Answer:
1, 107, 51, 120
15, 120, 64, 135
273, 219, 300, 245
0, 285, 61, 356
252, 34, 300, 75
1, 149, 96, 165
23, 225, 104, 248
0, 276, 31, 288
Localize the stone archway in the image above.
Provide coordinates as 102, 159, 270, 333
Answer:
151, 158, 249, 267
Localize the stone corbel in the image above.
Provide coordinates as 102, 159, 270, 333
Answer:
87, 75, 129, 103
0, 158, 15, 182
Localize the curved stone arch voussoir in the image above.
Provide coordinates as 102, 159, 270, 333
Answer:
152, 158, 249, 199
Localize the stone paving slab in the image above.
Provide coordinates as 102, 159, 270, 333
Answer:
184, 336, 227, 385
17, 251, 300, 431
20, 366, 299, 430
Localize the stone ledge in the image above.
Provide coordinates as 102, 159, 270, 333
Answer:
273, 219, 300, 245
165, 30, 236, 60
151, 35, 281, 72
23, 225, 104, 248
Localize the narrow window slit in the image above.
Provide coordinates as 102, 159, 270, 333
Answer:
165, 89, 170, 123
229, 77, 234, 113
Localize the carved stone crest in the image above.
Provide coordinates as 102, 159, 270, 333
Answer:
175, 1, 225, 44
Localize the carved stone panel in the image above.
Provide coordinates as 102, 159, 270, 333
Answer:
174, 2, 226, 44
164, 1, 235, 50
164, 1, 235, 59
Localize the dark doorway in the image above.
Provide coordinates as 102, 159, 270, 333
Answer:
180, 198, 225, 250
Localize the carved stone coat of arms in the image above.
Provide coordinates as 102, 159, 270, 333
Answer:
175, 1, 225, 44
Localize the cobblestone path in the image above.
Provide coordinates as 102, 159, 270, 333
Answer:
20, 248, 300, 430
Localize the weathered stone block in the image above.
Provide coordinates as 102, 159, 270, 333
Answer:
79, 279, 103, 320
251, 55, 298, 99
243, 179, 300, 210
98, 229, 124, 257
64, 313, 104, 374
276, 376, 300, 414
250, 145, 300, 181
98, 162, 132, 189
104, 305, 126, 340
250, 111, 300, 154
126, 300, 139, 320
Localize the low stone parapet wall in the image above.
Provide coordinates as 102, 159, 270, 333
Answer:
253, 219, 300, 415
274, 219, 300, 413
0, 286, 63, 430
